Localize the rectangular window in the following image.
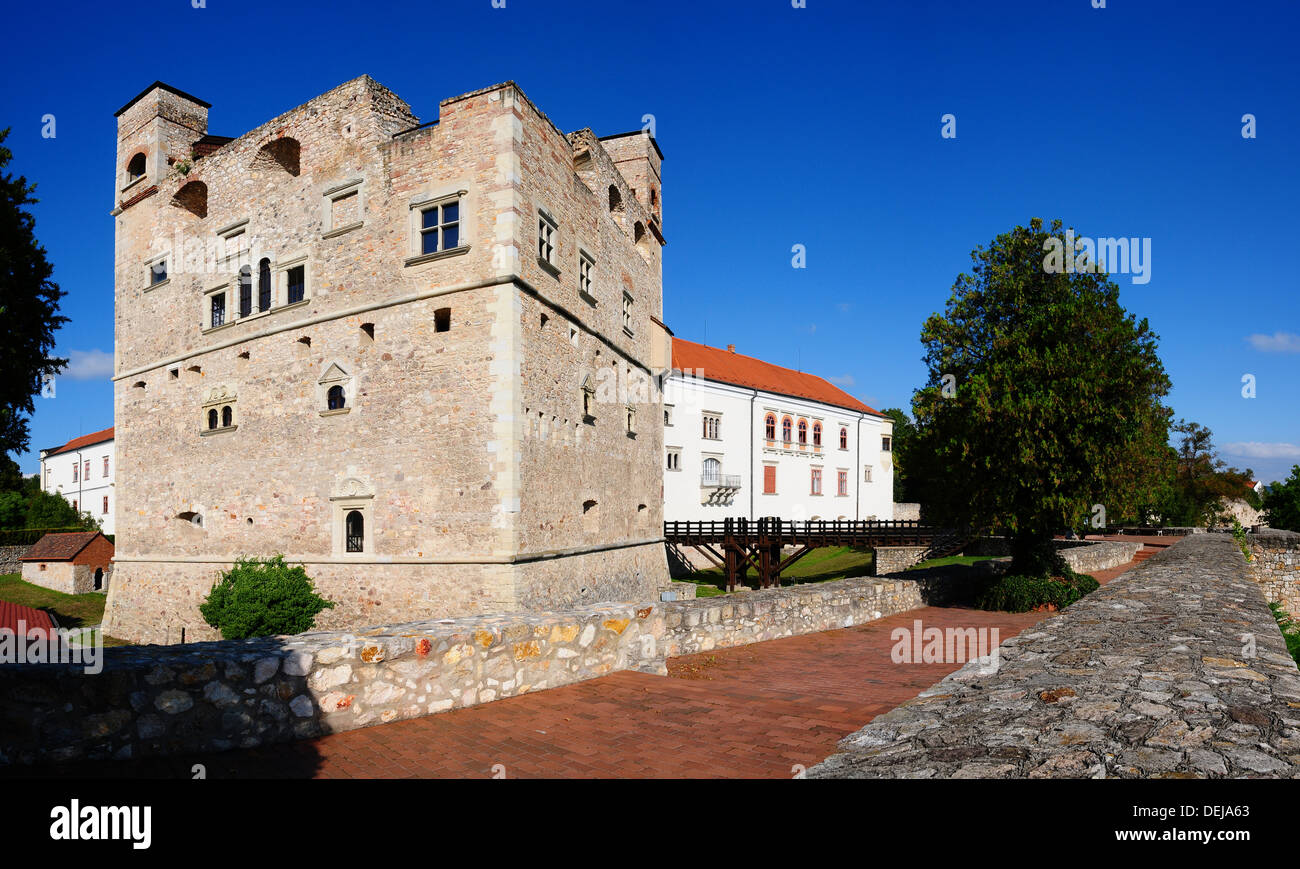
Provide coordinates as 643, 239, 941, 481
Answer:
72, 463, 78, 483
864, 465, 873, 483
287, 265, 306, 304
331, 190, 359, 227
666, 449, 681, 471
811, 468, 823, 495
838, 470, 848, 496
882, 435, 892, 452
210, 292, 226, 328
702, 413, 721, 440
238, 269, 252, 318
578, 251, 594, 298
84, 460, 90, 480
622, 292, 634, 334
763, 465, 777, 494
103, 456, 109, 477
149, 258, 167, 285
102, 496, 109, 515
420, 199, 460, 255
537, 212, 556, 264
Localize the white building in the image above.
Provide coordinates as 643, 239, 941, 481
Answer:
663, 338, 894, 522
38, 427, 116, 535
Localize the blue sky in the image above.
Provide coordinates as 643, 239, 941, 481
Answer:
3, 0, 1298, 481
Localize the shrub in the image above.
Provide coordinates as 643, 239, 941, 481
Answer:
1231, 518, 1252, 562
1270, 603, 1300, 667
199, 556, 334, 640
975, 571, 1099, 613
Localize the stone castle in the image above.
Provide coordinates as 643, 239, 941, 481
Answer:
103, 76, 671, 644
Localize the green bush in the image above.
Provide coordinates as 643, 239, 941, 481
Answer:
199, 556, 335, 640
1270, 603, 1300, 667
975, 571, 1099, 613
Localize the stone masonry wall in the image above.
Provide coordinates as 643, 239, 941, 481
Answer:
1059, 540, 1142, 574
871, 545, 929, 575
0, 545, 31, 576
1, 601, 666, 766
1247, 529, 1300, 619
809, 534, 1300, 778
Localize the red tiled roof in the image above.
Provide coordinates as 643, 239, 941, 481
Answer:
0, 600, 56, 635
671, 338, 880, 416
47, 426, 114, 457
19, 532, 104, 562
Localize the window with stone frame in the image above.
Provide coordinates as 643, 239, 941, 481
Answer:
622, 292, 634, 335
666, 448, 681, 471
208, 289, 227, 329
419, 198, 461, 255
537, 210, 557, 266
578, 250, 595, 301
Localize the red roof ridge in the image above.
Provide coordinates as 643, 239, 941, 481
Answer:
47, 426, 114, 457
670, 337, 882, 416
18, 531, 106, 562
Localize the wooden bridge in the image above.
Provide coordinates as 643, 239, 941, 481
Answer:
663, 518, 980, 592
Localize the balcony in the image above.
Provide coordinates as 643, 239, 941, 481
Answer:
701, 472, 742, 489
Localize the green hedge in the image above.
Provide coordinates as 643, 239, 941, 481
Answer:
0, 527, 91, 547
974, 571, 1100, 613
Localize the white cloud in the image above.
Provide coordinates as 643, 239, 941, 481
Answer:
1222, 442, 1300, 460
63, 349, 114, 381
1246, 332, 1300, 353
826, 374, 856, 387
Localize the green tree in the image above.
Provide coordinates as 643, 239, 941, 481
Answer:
0, 127, 68, 460
909, 218, 1173, 576
1156, 420, 1257, 526
1263, 466, 1300, 532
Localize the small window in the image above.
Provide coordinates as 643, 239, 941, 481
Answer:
838, 470, 848, 497
238, 266, 253, 318
864, 465, 873, 483
220, 228, 248, 263
102, 496, 109, 514
840, 427, 848, 450
257, 258, 272, 312
72, 463, 79, 483
626, 406, 636, 435
764, 414, 776, 440
208, 409, 218, 430
782, 417, 792, 442
813, 422, 822, 447
330, 189, 359, 229
798, 419, 808, 445
578, 251, 595, 298
210, 292, 226, 328
103, 456, 110, 476
882, 435, 892, 452
126, 152, 146, 182
149, 258, 168, 286
221, 405, 233, 428
702, 413, 720, 440
622, 292, 634, 334
538, 211, 557, 264
84, 460, 90, 480
327, 385, 346, 410
420, 199, 460, 255
666, 449, 681, 471
434, 307, 451, 333
608, 185, 623, 213
664, 405, 674, 427
346, 510, 364, 553
811, 468, 823, 495
287, 265, 306, 304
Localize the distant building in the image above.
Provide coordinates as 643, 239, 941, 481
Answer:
19, 531, 115, 595
38, 427, 115, 535
663, 338, 894, 523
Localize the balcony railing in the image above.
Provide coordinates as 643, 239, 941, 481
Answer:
701, 473, 742, 489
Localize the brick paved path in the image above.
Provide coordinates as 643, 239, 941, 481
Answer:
9, 549, 1154, 780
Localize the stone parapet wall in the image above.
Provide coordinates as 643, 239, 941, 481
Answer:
809, 534, 1300, 779
0, 545, 32, 576
1059, 540, 1142, 574
1248, 529, 1300, 619
0, 601, 666, 766
661, 576, 923, 657
871, 546, 929, 575
892, 503, 921, 522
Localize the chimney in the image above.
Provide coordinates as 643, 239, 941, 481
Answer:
727, 344, 736, 353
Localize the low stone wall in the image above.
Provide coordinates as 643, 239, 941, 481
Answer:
1248, 528, 1300, 619
1059, 540, 1142, 574
0, 601, 666, 766
0, 545, 31, 576
871, 545, 929, 575
892, 503, 921, 522
661, 575, 923, 657
809, 534, 1300, 778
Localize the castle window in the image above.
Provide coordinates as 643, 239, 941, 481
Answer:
608, 185, 623, 213
838, 470, 849, 497
840, 426, 848, 450
287, 265, 306, 305
434, 307, 451, 333
812, 422, 822, 447
324, 179, 364, 236
221, 405, 233, 428
882, 435, 892, 452
702, 457, 721, 485
782, 416, 792, 442
103, 496, 109, 515
258, 258, 272, 312
702, 413, 720, 440
622, 292, 634, 335
345, 511, 364, 553
238, 266, 252, 318
207, 408, 218, 430
72, 463, 78, 483
864, 465, 873, 483
626, 406, 636, 436
578, 250, 595, 301
149, 257, 168, 286
537, 210, 557, 266
650, 186, 660, 222
666, 448, 681, 471
581, 375, 596, 423
798, 419, 808, 445
209, 290, 226, 329
765, 413, 776, 440
103, 456, 110, 477
327, 385, 346, 411
420, 198, 460, 255
811, 468, 823, 495
126, 152, 146, 183
664, 405, 674, 427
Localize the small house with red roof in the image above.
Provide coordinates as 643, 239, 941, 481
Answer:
38, 426, 115, 536
19, 532, 115, 595
664, 337, 895, 523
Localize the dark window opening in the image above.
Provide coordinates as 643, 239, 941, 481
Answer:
210, 293, 226, 328
434, 307, 451, 333
420, 199, 460, 255
238, 266, 252, 317
126, 152, 146, 182
150, 259, 167, 285
287, 265, 305, 304
346, 510, 364, 553
221, 405, 233, 428
360, 322, 375, 341
258, 258, 272, 311
327, 385, 346, 410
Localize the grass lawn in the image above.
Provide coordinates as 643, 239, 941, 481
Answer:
679, 546, 876, 595
0, 573, 131, 645
906, 554, 1003, 571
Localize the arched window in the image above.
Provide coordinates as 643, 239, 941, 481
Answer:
171, 180, 207, 218
840, 426, 848, 449
782, 417, 792, 442
345, 510, 364, 553
252, 137, 301, 176
798, 419, 808, 444
258, 258, 272, 311
208, 408, 218, 430
812, 422, 822, 447
221, 405, 233, 428
327, 385, 346, 410
126, 152, 146, 182
764, 414, 776, 440
702, 457, 721, 485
